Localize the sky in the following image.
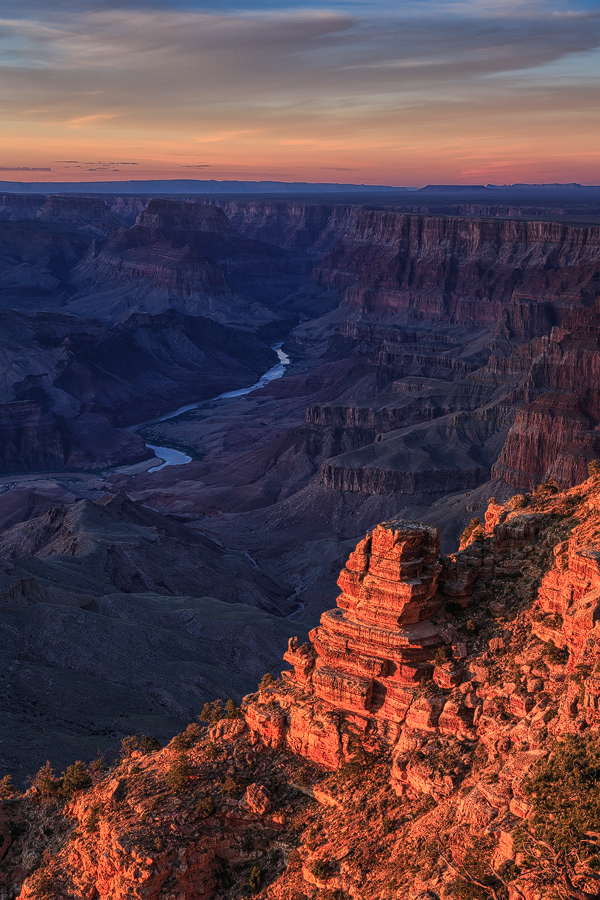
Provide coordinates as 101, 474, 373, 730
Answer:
0, 0, 599, 186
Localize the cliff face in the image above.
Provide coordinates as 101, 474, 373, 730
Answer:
207, 199, 360, 257
311, 211, 600, 326
492, 306, 600, 489
70, 199, 311, 326
10, 477, 600, 900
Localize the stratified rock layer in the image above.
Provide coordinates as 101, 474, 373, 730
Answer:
249, 519, 445, 765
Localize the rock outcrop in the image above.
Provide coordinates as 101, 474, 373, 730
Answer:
9, 477, 600, 900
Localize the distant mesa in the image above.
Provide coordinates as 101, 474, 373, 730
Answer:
419, 184, 489, 192
0, 179, 404, 195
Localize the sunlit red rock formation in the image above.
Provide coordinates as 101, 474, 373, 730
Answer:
248, 519, 446, 767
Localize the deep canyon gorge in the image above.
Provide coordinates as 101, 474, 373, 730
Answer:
0, 187, 600, 899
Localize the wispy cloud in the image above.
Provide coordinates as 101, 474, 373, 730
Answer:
66, 112, 123, 127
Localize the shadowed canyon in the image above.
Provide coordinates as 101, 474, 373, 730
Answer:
1, 188, 600, 899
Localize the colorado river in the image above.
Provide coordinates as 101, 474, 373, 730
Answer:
141, 343, 290, 473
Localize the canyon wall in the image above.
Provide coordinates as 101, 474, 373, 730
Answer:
311, 211, 600, 325
68, 199, 311, 326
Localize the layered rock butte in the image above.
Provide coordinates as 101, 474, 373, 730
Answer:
7, 475, 600, 899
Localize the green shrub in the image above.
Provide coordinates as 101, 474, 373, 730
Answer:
510, 494, 528, 510
295, 768, 309, 787
225, 699, 240, 719
0, 775, 18, 799
139, 734, 161, 754
30, 761, 58, 798
199, 700, 225, 725
30, 868, 54, 898
311, 858, 331, 880
223, 774, 238, 795
198, 795, 215, 818
542, 640, 569, 665
248, 864, 263, 893
166, 751, 191, 792
85, 802, 103, 833
120, 735, 141, 758
258, 673, 274, 691
434, 646, 451, 667
119, 733, 160, 758
171, 723, 202, 751
59, 761, 91, 798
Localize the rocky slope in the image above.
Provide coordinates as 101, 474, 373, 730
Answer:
0, 491, 301, 779
6, 475, 600, 899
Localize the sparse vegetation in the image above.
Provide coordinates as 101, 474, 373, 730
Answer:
199, 699, 226, 725
517, 734, 600, 897
223, 774, 238, 795
0, 774, 19, 799
30, 761, 59, 798
259, 672, 275, 690
166, 751, 191, 791
120, 734, 161, 758
434, 645, 451, 667
542, 640, 569, 664
226, 698, 240, 718
59, 761, 91, 798
311, 858, 332, 880
85, 802, 103, 833
171, 723, 202, 751
510, 493, 528, 510
198, 795, 215, 817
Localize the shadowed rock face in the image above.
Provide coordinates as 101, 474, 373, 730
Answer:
68, 198, 311, 326
312, 211, 600, 325
0, 308, 277, 474
131, 205, 600, 558
0, 492, 302, 777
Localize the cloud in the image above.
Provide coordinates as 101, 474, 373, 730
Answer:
66, 112, 123, 127
182, 164, 212, 168
0, 166, 52, 171
0, 2, 598, 183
